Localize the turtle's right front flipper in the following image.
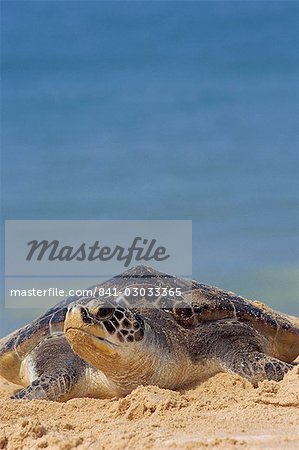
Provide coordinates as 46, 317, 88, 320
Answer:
11, 334, 85, 401
11, 368, 79, 401
10, 333, 116, 401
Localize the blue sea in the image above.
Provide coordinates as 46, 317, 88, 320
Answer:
1, 1, 298, 336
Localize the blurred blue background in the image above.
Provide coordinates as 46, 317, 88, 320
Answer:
1, 1, 298, 335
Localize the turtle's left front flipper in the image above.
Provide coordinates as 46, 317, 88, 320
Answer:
192, 319, 295, 385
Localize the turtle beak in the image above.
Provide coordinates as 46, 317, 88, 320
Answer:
64, 305, 118, 357
64, 305, 107, 338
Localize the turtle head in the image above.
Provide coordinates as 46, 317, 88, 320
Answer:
64, 301, 146, 370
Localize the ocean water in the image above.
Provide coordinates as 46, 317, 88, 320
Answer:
1, 1, 298, 336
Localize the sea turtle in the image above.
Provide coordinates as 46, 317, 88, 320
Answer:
0, 266, 298, 401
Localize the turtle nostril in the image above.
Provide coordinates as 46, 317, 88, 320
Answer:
96, 307, 115, 320
80, 307, 92, 324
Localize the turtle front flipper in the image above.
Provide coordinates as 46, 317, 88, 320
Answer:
218, 349, 293, 385
192, 319, 294, 385
11, 334, 86, 401
212, 321, 294, 385
11, 369, 78, 401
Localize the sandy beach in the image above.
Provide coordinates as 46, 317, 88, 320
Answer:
0, 365, 298, 450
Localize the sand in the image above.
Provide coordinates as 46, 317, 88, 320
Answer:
0, 366, 298, 450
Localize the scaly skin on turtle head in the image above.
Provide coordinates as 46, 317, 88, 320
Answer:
64, 298, 192, 393
64, 300, 147, 374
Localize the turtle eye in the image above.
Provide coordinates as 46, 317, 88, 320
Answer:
96, 307, 114, 320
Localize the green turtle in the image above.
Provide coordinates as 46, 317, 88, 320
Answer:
0, 266, 298, 401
